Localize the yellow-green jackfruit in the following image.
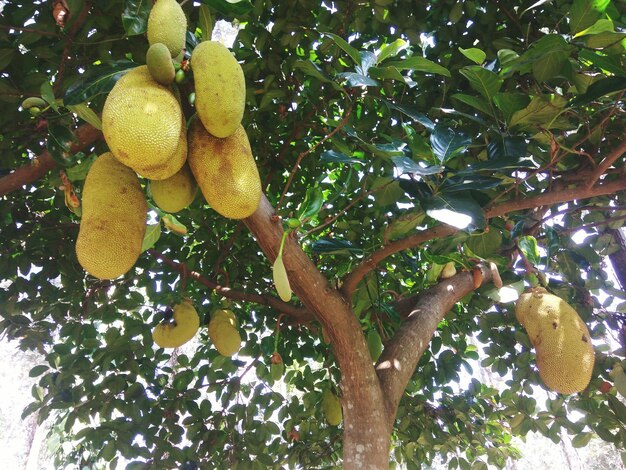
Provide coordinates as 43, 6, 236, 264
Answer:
147, 0, 187, 57
152, 301, 200, 348
187, 120, 261, 219
102, 66, 183, 180
191, 40, 245, 138
146, 42, 176, 85
150, 163, 197, 213
516, 287, 595, 394
322, 389, 342, 426
208, 310, 241, 356
76, 153, 147, 279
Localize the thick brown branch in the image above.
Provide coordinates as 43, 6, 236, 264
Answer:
377, 264, 494, 423
585, 139, 626, 189
147, 249, 311, 321
342, 178, 626, 297
0, 123, 102, 197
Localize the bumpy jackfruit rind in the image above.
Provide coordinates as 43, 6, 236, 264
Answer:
152, 301, 200, 348
76, 153, 147, 280
207, 320, 241, 356
146, 42, 176, 85
150, 162, 197, 213
322, 390, 342, 426
516, 288, 595, 394
147, 0, 187, 57
191, 41, 245, 138
102, 66, 183, 180
187, 120, 262, 219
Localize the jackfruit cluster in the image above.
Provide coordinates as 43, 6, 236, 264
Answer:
515, 287, 595, 394
77, 1, 263, 280
207, 309, 242, 356
153, 301, 200, 348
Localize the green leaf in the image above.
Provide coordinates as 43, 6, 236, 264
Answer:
459, 66, 503, 101
359, 51, 377, 76
385, 56, 451, 77
509, 94, 567, 130
298, 187, 324, 221
40, 80, 58, 111
452, 93, 492, 115
571, 432, 593, 448
371, 177, 405, 206
569, 0, 611, 34
391, 156, 442, 176
63, 61, 136, 106
518, 236, 540, 265
421, 193, 485, 230
47, 125, 78, 165
574, 18, 615, 37
608, 395, 626, 424
122, 0, 151, 36
527, 35, 572, 82
141, 223, 161, 252
378, 98, 434, 130
29, 365, 49, 377
321, 32, 361, 64
487, 135, 527, 160
465, 229, 503, 258
458, 47, 486, 65
200, 0, 253, 16
66, 154, 96, 181
294, 60, 334, 84
66, 104, 102, 130
337, 72, 379, 87
162, 213, 187, 235
430, 125, 471, 164
383, 211, 425, 241
173, 370, 195, 391
320, 150, 363, 165
0, 49, 15, 70
199, 4, 214, 41
568, 77, 626, 107
310, 239, 363, 256
376, 38, 409, 64
493, 93, 530, 123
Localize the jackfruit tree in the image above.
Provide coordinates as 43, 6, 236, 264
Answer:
1, 1, 626, 469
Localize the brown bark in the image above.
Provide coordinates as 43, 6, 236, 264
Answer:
0, 123, 102, 196
244, 195, 391, 469
377, 264, 494, 422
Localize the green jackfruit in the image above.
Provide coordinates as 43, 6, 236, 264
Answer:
273, 254, 292, 302
191, 40, 245, 138
152, 301, 200, 348
188, 119, 261, 219
367, 329, 383, 362
150, 163, 197, 213
76, 153, 147, 279
102, 66, 183, 180
146, 43, 176, 85
516, 287, 595, 394
212, 309, 238, 326
208, 316, 241, 356
322, 389, 342, 426
147, 0, 187, 57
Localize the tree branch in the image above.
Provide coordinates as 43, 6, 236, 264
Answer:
147, 249, 311, 321
377, 264, 494, 423
0, 123, 102, 197
585, 139, 626, 189
342, 177, 626, 297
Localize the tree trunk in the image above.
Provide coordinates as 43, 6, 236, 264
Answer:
244, 195, 392, 469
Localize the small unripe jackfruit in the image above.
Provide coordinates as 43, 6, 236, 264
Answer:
367, 329, 383, 362
322, 389, 342, 426
208, 310, 241, 356
76, 153, 147, 279
146, 43, 176, 85
516, 287, 595, 394
152, 301, 200, 348
102, 66, 183, 180
191, 40, 245, 138
150, 163, 197, 213
273, 254, 292, 302
147, 0, 187, 57
187, 120, 261, 219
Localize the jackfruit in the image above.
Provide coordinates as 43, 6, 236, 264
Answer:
273, 254, 292, 302
322, 389, 342, 426
76, 152, 147, 279
152, 301, 200, 348
102, 66, 183, 180
208, 311, 241, 356
367, 329, 383, 362
150, 163, 197, 213
187, 119, 261, 219
270, 352, 284, 381
191, 40, 245, 138
515, 287, 595, 394
146, 43, 176, 85
147, 0, 187, 57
